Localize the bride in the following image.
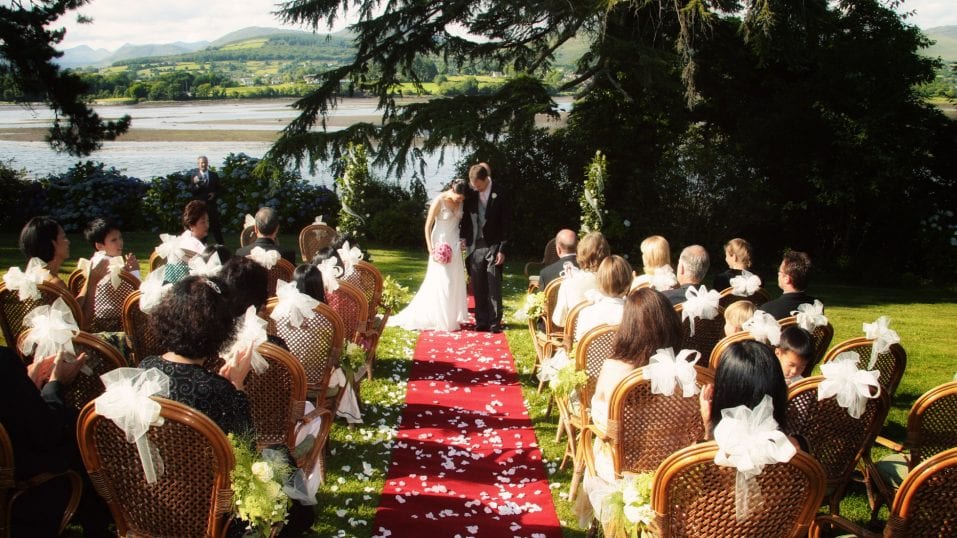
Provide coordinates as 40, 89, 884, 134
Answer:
388, 179, 469, 331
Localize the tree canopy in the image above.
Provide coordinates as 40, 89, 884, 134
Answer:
0, 0, 130, 155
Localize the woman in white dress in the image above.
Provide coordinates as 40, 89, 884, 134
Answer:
388, 180, 469, 331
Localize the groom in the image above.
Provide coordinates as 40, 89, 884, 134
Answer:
461, 163, 511, 333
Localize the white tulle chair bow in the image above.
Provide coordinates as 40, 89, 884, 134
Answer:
743, 311, 781, 346
313, 215, 326, 225
729, 270, 762, 297
337, 241, 363, 277
537, 348, 571, 384
317, 257, 341, 293
3, 258, 49, 301
642, 347, 700, 397
270, 280, 319, 328
560, 261, 580, 279
682, 285, 720, 337
650, 265, 677, 292
862, 316, 900, 369
247, 246, 281, 270
791, 300, 827, 332
327, 368, 363, 424
227, 306, 269, 374
77, 256, 126, 289
713, 395, 796, 520
244, 214, 256, 228
188, 252, 223, 277
138, 266, 170, 313
19, 297, 80, 359
94, 368, 171, 483
155, 234, 186, 264
819, 351, 881, 419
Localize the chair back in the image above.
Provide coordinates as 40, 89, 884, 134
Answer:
673, 304, 726, 366
708, 331, 754, 370
652, 442, 826, 538
147, 250, 164, 273
787, 376, 890, 513
327, 280, 369, 343
0, 282, 85, 346
821, 337, 906, 398
778, 316, 834, 376
905, 380, 957, 467
67, 268, 86, 297
121, 291, 164, 366
240, 225, 256, 247
884, 446, 957, 537
244, 342, 308, 449
561, 299, 591, 352
522, 238, 559, 280
542, 278, 564, 336
718, 286, 771, 308
344, 261, 384, 320
259, 258, 295, 298
298, 223, 337, 263
77, 397, 234, 537
87, 271, 140, 333
607, 366, 715, 475
576, 325, 620, 411
264, 299, 345, 394
16, 330, 126, 412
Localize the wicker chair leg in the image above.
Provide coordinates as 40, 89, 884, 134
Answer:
568, 443, 584, 501
559, 421, 577, 471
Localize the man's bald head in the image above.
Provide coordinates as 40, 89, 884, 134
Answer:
555, 229, 577, 256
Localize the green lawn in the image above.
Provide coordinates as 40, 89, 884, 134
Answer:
3, 234, 954, 536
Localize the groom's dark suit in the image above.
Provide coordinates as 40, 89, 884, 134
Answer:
460, 180, 511, 330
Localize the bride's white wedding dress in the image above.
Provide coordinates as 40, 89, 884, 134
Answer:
388, 200, 469, 331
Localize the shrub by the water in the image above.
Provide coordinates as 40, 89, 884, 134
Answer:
40, 161, 148, 232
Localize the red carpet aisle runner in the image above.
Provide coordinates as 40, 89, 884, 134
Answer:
373, 330, 562, 538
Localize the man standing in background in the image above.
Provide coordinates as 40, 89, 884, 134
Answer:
192, 155, 224, 244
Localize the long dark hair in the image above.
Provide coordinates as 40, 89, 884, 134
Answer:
712, 340, 789, 430
293, 264, 325, 302
20, 216, 61, 262
611, 288, 682, 367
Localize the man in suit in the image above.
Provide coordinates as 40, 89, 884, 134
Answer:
191, 155, 224, 244
662, 245, 710, 306
461, 163, 511, 333
234, 206, 296, 263
760, 250, 818, 320
538, 229, 578, 290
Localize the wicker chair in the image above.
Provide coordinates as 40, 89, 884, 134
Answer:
652, 442, 826, 538
0, 423, 83, 537
16, 330, 126, 412
67, 268, 85, 297
239, 225, 256, 247
529, 279, 565, 383
121, 291, 164, 367
863, 380, 957, 523
673, 303, 726, 366
259, 258, 295, 298
147, 250, 164, 274
583, 366, 715, 480
298, 223, 337, 263
326, 280, 369, 346
778, 316, 834, 377
0, 282, 85, 346
717, 286, 772, 308
560, 324, 618, 499
77, 397, 235, 537
264, 298, 345, 405
786, 376, 890, 514
708, 331, 754, 370
811, 447, 957, 538
85, 271, 140, 333
244, 342, 333, 485
343, 261, 386, 377
523, 237, 558, 291
821, 337, 906, 398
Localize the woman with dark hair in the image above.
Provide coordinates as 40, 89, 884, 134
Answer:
219, 256, 269, 317
293, 264, 325, 302
179, 200, 209, 255
388, 178, 469, 331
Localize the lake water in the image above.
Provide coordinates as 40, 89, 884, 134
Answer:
0, 97, 570, 195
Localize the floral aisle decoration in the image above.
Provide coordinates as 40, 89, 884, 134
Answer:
580, 150, 607, 233
228, 434, 293, 536
335, 143, 372, 246
339, 341, 367, 382
380, 276, 411, 313
551, 359, 587, 398
512, 291, 545, 323
599, 472, 656, 538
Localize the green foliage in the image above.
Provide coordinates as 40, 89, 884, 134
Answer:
580, 150, 607, 233
362, 177, 428, 248
144, 153, 339, 235
40, 162, 149, 232
0, 160, 42, 231
227, 434, 292, 535
335, 144, 372, 243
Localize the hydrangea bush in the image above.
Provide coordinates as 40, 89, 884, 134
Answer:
40, 161, 149, 232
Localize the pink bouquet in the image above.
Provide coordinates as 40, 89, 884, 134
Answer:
431, 242, 453, 264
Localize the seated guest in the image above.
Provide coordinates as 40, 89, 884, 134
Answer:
713, 238, 753, 292
575, 255, 631, 341
235, 207, 296, 264
775, 325, 814, 385
759, 250, 817, 320
631, 235, 673, 289
311, 246, 342, 268
220, 256, 268, 317
662, 244, 710, 306
179, 200, 209, 255
538, 229, 578, 290
293, 264, 326, 303
84, 217, 140, 279
723, 300, 756, 337
551, 231, 611, 327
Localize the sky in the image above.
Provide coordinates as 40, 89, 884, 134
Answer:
55, 0, 957, 52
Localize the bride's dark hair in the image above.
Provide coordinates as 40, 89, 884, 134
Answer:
447, 178, 467, 194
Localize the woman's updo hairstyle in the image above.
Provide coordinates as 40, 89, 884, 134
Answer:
151, 275, 236, 359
